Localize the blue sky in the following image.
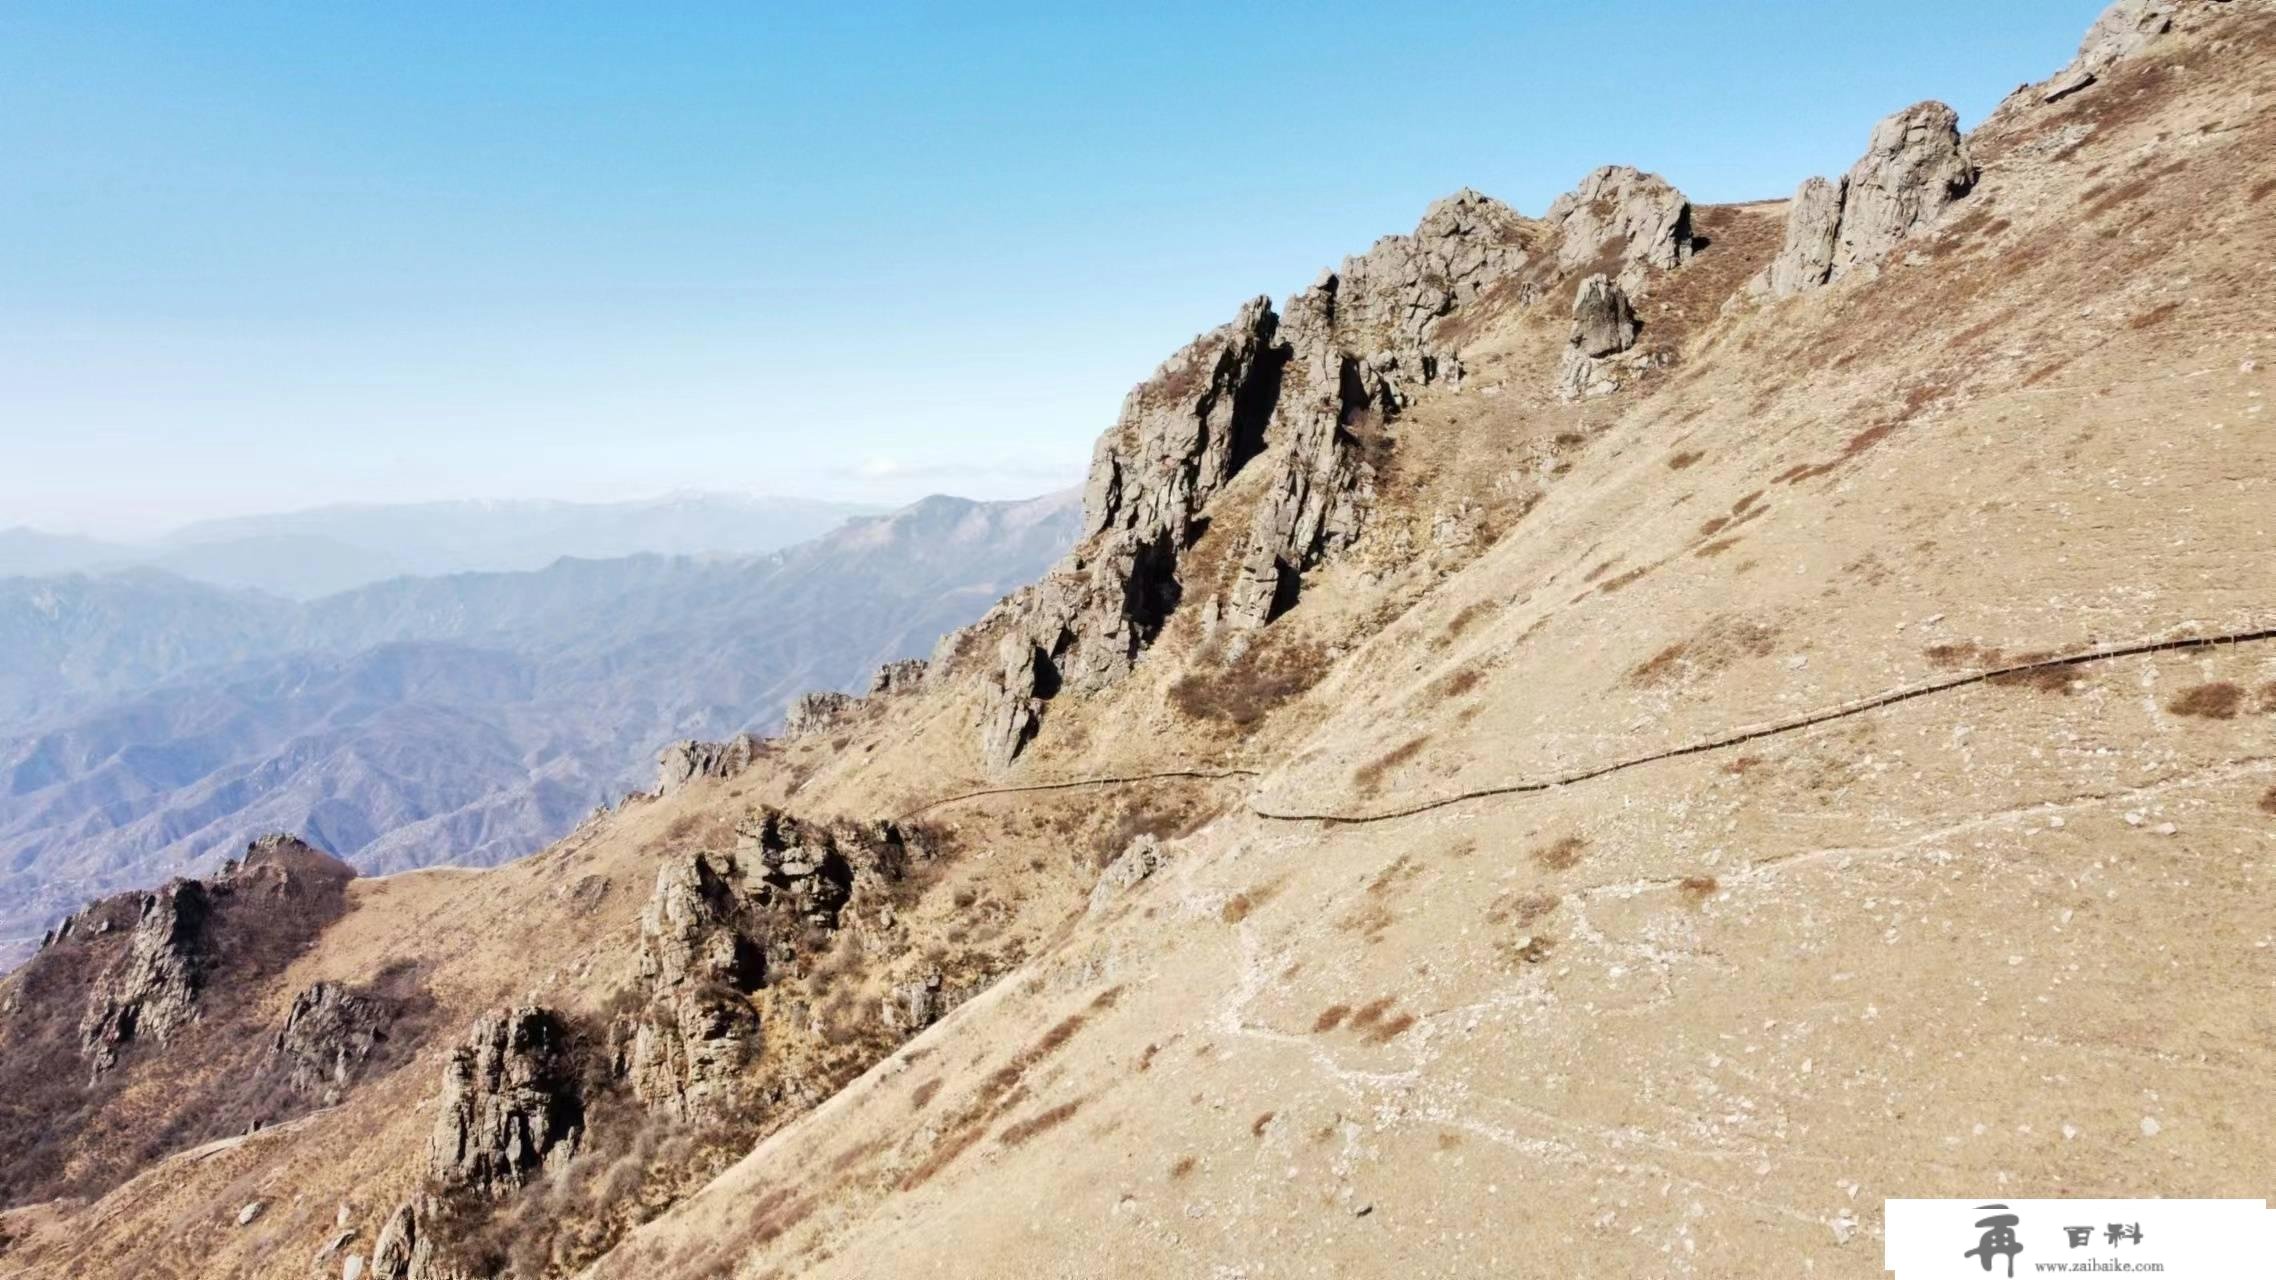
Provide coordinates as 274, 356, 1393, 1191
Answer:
0, 1, 2099, 538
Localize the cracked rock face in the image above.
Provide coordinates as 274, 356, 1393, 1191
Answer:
971, 189, 1547, 766
427, 1007, 584, 1195
868, 658, 926, 695
368, 1197, 469, 1280
1570, 274, 1638, 359
1545, 165, 1695, 294
622, 808, 925, 1119
2059, 0, 2177, 96
271, 981, 396, 1104
1757, 101, 1976, 298
655, 733, 762, 795
783, 691, 856, 739
77, 879, 211, 1075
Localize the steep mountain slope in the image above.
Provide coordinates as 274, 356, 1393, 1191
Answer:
0, 3, 2269, 1277
0, 492, 1078, 968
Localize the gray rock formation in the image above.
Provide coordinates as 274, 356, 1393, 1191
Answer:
620, 808, 929, 1118
2045, 0, 2175, 99
1088, 834, 1169, 916
1554, 273, 1645, 402
271, 981, 395, 1104
967, 179, 1681, 766
1834, 101, 1976, 271
368, 1198, 466, 1280
1755, 102, 1976, 298
77, 878, 211, 1074
427, 1007, 584, 1195
1570, 274, 1638, 359
1544, 165, 1696, 293
782, 690, 856, 738
654, 733, 762, 795
868, 659, 926, 695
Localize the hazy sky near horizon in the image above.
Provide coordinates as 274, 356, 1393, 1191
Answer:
2, 1, 2100, 538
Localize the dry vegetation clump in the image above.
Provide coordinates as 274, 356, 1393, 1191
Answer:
997, 1099, 1083, 1148
2260, 785, 2276, 816
1627, 616, 1779, 689
1167, 635, 1328, 727
1532, 836, 1587, 871
2167, 682, 2245, 718
1677, 875, 1720, 905
1353, 735, 1428, 795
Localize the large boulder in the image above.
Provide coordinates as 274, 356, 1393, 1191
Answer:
1570, 274, 1638, 359
2044, 0, 2176, 99
76, 879, 210, 1075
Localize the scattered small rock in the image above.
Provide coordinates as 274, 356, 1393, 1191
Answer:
237, 1200, 264, 1226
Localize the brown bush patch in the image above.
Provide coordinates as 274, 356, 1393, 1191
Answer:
1169, 1155, 1197, 1180
1250, 1111, 1275, 1138
1434, 668, 1483, 697
999, 1100, 1083, 1148
1220, 893, 1254, 924
1694, 536, 1742, 559
1667, 450, 1704, 470
1533, 836, 1586, 871
1355, 736, 1428, 794
1596, 564, 1652, 594
2126, 301, 2182, 330
1678, 875, 1720, 905
2260, 785, 2276, 815
1627, 617, 1779, 688
1312, 1004, 1352, 1033
911, 1078, 941, 1110
2252, 178, 2276, 204
2167, 682, 2245, 719
1167, 637, 1327, 727
1486, 890, 1560, 928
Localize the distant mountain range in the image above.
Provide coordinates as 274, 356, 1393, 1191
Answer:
0, 490, 1080, 966
0, 492, 887, 598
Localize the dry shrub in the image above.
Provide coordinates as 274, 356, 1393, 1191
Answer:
1250, 1111, 1275, 1138
2127, 301, 2182, 330
1312, 1004, 1351, 1033
1486, 890, 1560, 928
911, 1078, 941, 1111
1355, 736, 1428, 794
998, 1099, 1083, 1148
1532, 836, 1586, 871
1167, 637, 1327, 727
1627, 617, 1778, 688
2167, 682, 2245, 719
2260, 785, 2276, 816
1219, 894, 1253, 924
1667, 450, 1704, 470
1169, 1156, 1197, 1180
1678, 875, 1720, 905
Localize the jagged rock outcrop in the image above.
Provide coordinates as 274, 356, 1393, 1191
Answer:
868, 658, 926, 695
1222, 279, 1382, 630
1570, 274, 1638, 358
1835, 101, 1976, 270
1544, 165, 1696, 294
1554, 273, 1644, 402
1760, 175, 1847, 298
1088, 834, 1168, 916
368, 1197, 467, 1280
2045, 0, 2176, 100
1756, 101, 1977, 298
654, 733, 761, 795
971, 184, 1625, 762
271, 981, 395, 1104
621, 808, 927, 1118
427, 1007, 584, 1195
782, 691, 856, 738
77, 879, 211, 1075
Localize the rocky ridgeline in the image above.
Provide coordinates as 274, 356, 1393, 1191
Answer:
67, 833, 355, 1077
963, 169, 1698, 769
